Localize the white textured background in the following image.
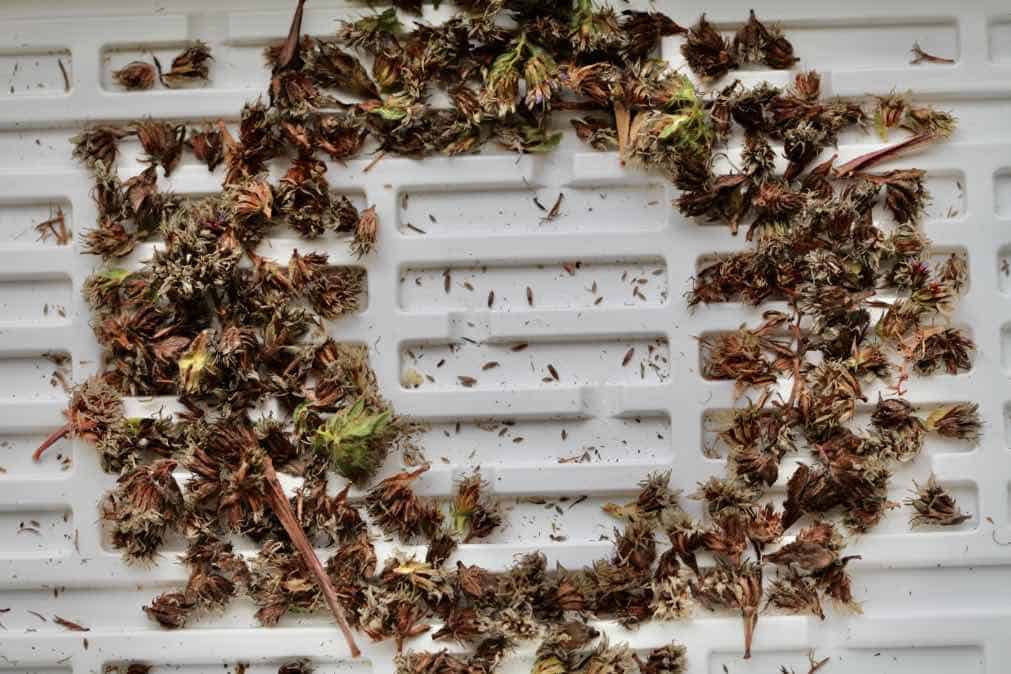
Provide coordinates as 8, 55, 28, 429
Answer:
0, 1, 1009, 672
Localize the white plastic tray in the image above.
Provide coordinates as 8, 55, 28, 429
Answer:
0, 1, 1009, 672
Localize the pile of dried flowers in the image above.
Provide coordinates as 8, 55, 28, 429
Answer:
44, 1, 978, 671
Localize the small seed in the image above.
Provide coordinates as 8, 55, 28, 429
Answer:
482, 361, 499, 370
511, 342, 528, 351
547, 364, 559, 381
526, 286, 533, 306
457, 376, 478, 387
487, 290, 495, 308
622, 347, 635, 366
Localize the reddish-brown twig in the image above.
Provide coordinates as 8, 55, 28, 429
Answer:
261, 454, 361, 657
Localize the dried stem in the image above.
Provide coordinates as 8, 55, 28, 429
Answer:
834, 132, 935, 177
261, 454, 361, 657
32, 423, 71, 462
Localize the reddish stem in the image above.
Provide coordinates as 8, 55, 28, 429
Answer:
834, 132, 935, 177
261, 454, 361, 657
32, 423, 71, 462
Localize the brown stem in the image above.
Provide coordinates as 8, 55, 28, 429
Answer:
33, 423, 71, 462
741, 606, 757, 659
834, 132, 935, 177
277, 0, 307, 70
613, 101, 630, 165
261, 454, 361, 657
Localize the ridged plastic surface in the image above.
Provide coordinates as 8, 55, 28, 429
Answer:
0, 1, 1009, 672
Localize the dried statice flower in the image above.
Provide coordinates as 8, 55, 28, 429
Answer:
862, 169, 928, 224
872, 91, 909, 141
451, 472, 502, 542
682, 15, 736, 80
161, 41, 213, 87
337, 9, 402, 53
571, 117, 618, 151
636, 641, 688, 674
297, 481, 366, 546
366, 466, 443, 541
570, 0, 623, 54
316, 113, 368, 160
114, 61, 157, 90
923, 403, 981, 441
532, 621, 600, 674
905, 474, 971, 527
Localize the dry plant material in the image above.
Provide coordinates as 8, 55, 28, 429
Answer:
160, 41, 213, 87
906, 474, 971, 527
910, 42, 954, 65
54, 0, 980, 667
114, 61, 157, 90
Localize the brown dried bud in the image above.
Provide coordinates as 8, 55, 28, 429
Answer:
162, 41, 213, 87
114, 61, 157, 90
352, 205, 379, 258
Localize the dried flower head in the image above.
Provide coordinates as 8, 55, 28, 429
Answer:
161, 41, 213, 87
905, 474, 970, 527
114, 61, 157, 90
451, 472, 502, 542
682, 15, 737, 80
923, 403, 981, 441
366, 466, 443, 541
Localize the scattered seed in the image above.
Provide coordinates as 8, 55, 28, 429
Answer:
463, 281, 474, 291
487, 290, 495, 308
53, 616, 89, 632
405, 223, 427, 234
526, 286, 533, 306
457, 376, 478, 387
547, 364, 559, 381
562, 262, 576, 275
622, 347, 635, 366
594, 296, 603, 305
511, 342, 528, 351
533, 196, 547, 211
482, 361, 499, 370
443, 270, 451, 293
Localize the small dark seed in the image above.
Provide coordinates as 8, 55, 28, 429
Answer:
482, 361, 499, 370
547, 364, 559, 381
458, 376, 478, 387
622, 347, 635, 366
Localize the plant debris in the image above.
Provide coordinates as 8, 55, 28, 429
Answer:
53, 0, 980, 668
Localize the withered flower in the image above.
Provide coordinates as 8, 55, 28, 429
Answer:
313, 398, 391, 483
307, 40, 380, 98
612, 516, 658, 570
316, 113, 368, 160
352, 205, 379, 258
143, 590, 196, 629
114, 61, 157, 90
133, 119, 186, 175
637, 641, 688, 674
692, 476, 759, 517
901, 326, 974, 376
72, 126, 130, 168
337, 9, 402, 53
451, 472, 502, 542
682, 15, 737, 80
161, 41, 213, 87
923, 402, 981, 441
188, 124, 224, 171
276, 158, 335, 238
277, 660, 314, 674
733, 11, 797, 69
571, 117, 618, 151
693, 562, 762, 658
366, 465, 443, 541
425, 527, 458, 567
620, 11, 685, 60
33, 376, 123, 462
902, 105, 957, 138
905, 474, 970, 527
102, 458, 185, 563
765, 572, 824, 620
